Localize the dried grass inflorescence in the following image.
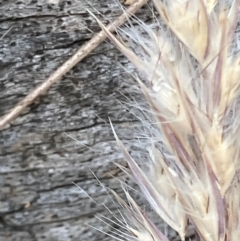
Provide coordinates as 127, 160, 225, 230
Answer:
98, 0, 240, 240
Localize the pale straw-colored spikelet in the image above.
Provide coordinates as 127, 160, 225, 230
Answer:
96, 0, 240, 240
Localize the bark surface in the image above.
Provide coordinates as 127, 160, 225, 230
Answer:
0, 1, 184, 240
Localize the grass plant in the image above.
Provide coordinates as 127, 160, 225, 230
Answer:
96, 1, 240, 240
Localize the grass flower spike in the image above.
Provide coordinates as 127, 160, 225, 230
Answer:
97, 0, 240, 240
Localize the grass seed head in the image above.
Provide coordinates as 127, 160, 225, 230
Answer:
98, 0, 240, 240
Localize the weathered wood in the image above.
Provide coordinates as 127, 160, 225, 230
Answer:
0, 1, 191, 240
0, 1, 150, 241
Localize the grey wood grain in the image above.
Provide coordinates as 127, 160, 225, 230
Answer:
0, 1, 188, 240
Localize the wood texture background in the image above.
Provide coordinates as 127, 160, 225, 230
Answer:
0, 1, 188, 240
